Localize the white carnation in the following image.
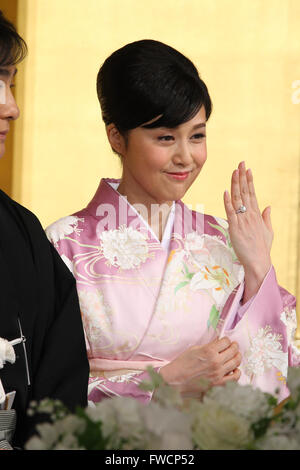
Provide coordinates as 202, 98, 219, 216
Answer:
53, 432, 84, 450
207, 381, 271, 423
34, 422, 60, 449
257, 433, 300, 450
140, 402, 193, 450
86, 397, 144, 448
86, 396, 193, 450
25, 436, 49, 450
25, 414, 85, 450
55, 415, 86, 436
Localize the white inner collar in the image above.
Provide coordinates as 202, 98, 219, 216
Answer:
107, 181, 175, 251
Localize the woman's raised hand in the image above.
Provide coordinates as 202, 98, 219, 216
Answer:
159, 337, 241, 399
223, 161, 274, 302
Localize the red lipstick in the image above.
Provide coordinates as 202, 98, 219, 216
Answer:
165, 171, 190, 181
0, 130, 8, 141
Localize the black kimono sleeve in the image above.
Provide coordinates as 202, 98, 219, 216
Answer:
0, 191, 89, 447
30, 242, 90, 410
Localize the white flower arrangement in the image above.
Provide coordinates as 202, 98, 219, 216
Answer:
25, 367, 300, 450
189, 399, 252, 450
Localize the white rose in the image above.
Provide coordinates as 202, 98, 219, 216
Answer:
190, 399, 253, 450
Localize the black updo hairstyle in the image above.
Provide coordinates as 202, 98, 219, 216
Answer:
97, 39, 212, 137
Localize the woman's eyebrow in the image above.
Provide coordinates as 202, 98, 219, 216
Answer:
191, 123, 206, 130
0, 67, 17, 78
0, 67, 10, 77
146, 122, 207, 132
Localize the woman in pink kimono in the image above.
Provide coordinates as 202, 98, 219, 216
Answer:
47, 40, 299, 405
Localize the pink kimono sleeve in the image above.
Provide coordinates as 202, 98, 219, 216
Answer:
221, 265, 300, 385
87, 369, 161, 405
231, 287, 300, 367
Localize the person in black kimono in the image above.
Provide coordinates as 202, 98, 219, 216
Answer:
0, 11, 89, 449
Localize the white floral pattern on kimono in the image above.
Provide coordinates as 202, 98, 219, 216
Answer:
244, 326, 287, 378
49, 216, 84, 248
46, 178, 300, 404
100, 226, 150, 269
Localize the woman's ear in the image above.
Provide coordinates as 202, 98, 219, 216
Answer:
106, 124, 126, 155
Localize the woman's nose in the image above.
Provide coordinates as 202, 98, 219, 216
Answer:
172, 142, 193, 166
0, 87, 20, 121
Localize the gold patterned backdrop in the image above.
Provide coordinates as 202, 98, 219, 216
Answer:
0, 0, 300, 334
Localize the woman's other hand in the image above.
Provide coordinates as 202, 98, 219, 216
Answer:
159, 337, 241, 399
223, 161, 273, 303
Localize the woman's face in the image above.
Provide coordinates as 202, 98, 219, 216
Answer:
0, 65, 19, 158
117, 106, 207, 206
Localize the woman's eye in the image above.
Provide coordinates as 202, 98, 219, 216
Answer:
191, 133, 206, 140
158, 135, 174, 141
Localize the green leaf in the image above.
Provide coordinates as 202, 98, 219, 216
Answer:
251, 417, 272, 440
75, 408, 111, 450
183, 263, 189, 275
182, 263, 195, 280
174, 280, 189, 295
208, 221, 234, 253
207, 221, 228, 238
139, 366, 165, 392
186, 272, 195, 280
207, 305, 220, 330
267, 395, 278, 407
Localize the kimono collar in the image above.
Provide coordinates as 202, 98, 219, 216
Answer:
86, 178, 202, 244
106, 180, 175, 251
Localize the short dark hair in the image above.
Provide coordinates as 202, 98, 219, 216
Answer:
96, 39, 212, 134
0, 10, 27, 67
